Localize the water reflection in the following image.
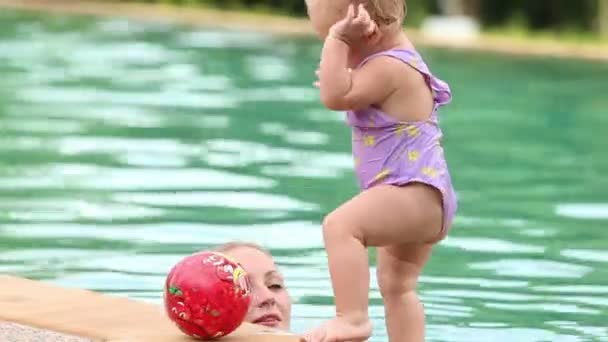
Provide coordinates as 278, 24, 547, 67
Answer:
469, 259, 593, 279
0, 165, 276, 190
19, 86, 238, 108
0, 8, 607, 342
555, 203, 608, 220
1, 199, 164, 221
2, 221, 323, 248
113, 191, 318, 211
561, 249, 608, 263
442, 237, 546, 254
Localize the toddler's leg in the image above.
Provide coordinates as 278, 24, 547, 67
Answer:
301, 183, 443, 342
377, 243, 433, 342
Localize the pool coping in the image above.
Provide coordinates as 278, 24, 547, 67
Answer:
0, 321, 94, 342
0, 275, 298, 342
0, 0, 607, 62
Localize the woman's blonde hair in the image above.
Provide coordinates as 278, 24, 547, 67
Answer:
214, 241, 272, 256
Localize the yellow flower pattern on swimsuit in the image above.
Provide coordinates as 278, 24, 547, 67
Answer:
407, 125, 420, 137
395, 124, 420, 138
421, 167, 438, 178
363, 135, 375, 147
408, 150, 419, 162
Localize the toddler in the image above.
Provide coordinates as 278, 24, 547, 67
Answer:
302, 1, 457, 341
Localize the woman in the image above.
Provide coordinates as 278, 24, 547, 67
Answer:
215, 242, 292, 332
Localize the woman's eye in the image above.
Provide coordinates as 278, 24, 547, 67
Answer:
269, 284, 283, 290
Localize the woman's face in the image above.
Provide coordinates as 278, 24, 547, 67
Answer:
226, 246, 292, 331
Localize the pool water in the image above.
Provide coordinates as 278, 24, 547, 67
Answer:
1, 8, 607, 341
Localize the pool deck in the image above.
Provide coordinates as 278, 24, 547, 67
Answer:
0, 0, 607, 62
0, 321, 92, 342
0, 275, 298, 342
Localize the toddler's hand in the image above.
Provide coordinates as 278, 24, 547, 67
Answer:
328, 3, 377, 46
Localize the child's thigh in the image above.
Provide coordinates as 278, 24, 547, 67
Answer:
325, 183, 443, 246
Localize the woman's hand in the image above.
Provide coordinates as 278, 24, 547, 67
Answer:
328, 3, 377, 46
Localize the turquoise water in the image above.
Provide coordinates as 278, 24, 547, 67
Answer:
1, 8, 607, 341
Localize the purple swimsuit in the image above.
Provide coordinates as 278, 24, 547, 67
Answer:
346, 48, 457, 234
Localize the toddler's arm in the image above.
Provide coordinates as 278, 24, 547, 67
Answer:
318, 38, 397, 111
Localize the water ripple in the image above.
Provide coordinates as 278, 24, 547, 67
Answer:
203, 139, 353, 178
19, 86, 237, 109
555, 203, 608, 220
561, 249, 608, 263
113, 191, 319, 211
0, 221, 323, 249
177, 30, 276, 49
1, 199, 164, 222
468, 259, 593, 279
0, 164, 276, 190
442, 237, 545, 254
484, 303, 599, 315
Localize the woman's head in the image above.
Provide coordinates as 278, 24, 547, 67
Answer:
214, 242, 291, 331
305, 0, 406, 39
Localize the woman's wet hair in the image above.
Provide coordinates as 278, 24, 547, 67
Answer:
214, 241, 272, 256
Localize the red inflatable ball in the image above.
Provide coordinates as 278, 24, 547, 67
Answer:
164, 251, 251, 340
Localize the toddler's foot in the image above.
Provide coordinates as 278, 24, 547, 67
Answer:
301, 316, 372, 342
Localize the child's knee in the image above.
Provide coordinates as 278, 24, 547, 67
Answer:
322, 211, 365, 244
376, 259, 420, 298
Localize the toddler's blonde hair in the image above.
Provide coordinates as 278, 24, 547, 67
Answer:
360, 0, 407, 27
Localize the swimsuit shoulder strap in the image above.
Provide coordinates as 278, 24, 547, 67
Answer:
356, 48, 452, 108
